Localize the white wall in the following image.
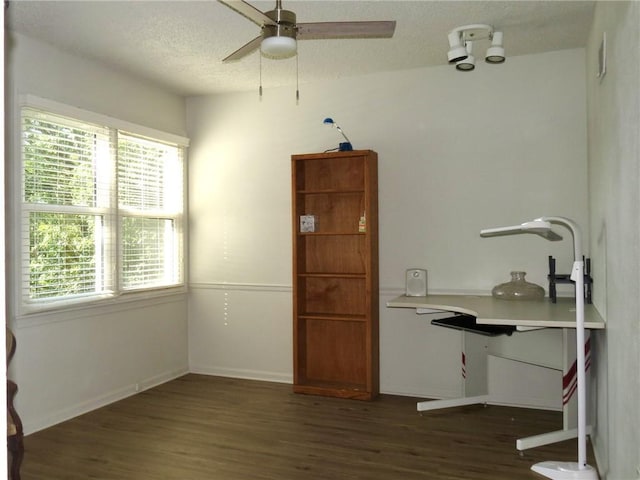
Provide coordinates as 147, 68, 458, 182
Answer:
5, 33, 190, 434
586, 2, 640, 478
5, 33, 186, 136
187, 49, 588, 400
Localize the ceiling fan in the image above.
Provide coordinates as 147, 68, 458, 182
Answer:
219, 0, 396, 62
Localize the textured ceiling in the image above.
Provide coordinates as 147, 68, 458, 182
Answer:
6, 0, 596, 97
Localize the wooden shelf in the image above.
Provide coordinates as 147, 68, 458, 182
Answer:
298, 313, 368, 322
297, 232, 366, 236
292, 150, 379, 400
293, 382, 373, 400
296, 189, 365, 194
298, 273, 366, 279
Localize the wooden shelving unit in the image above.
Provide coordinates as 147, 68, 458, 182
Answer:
291, 150, 379, 400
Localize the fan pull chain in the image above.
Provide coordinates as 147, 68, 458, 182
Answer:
259, 53, 263, 100
295, 54, 299, 104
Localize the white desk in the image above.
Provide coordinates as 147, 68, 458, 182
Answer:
387, 295, 605, 330
387, 294, 605, 451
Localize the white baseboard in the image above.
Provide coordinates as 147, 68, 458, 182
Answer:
23, 367, 188, 435
189, 365, 293, 385
379, 385, 462, 400
24, 358, 562, 436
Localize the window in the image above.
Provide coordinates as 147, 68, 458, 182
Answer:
20, 102, 187, 311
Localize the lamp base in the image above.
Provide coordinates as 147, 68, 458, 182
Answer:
531, 461, 598, 479
338, 142, 353, 151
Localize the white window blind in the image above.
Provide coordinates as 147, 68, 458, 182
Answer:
118, 133, 183, 290
20, 104, 185, 310
22, 109, 112, 210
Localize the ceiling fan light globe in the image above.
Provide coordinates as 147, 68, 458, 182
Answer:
261, 36, 297, 59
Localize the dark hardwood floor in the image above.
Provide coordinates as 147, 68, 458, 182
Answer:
21, 374, 594, 479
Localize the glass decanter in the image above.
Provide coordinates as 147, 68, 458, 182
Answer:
491, 271, 545, 301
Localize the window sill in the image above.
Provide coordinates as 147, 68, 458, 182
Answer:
14, 285, 188, 328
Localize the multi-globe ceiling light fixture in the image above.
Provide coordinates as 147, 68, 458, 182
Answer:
447, 24, 505, 71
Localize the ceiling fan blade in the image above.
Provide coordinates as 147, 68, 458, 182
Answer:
223, 35, 263, 62
218, 0, 276, 27
297, 21, 396, 40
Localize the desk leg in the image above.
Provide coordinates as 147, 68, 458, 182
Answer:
417, 395, 490, 412
418, 332, 489, 412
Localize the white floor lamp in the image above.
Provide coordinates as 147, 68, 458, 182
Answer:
480, 216, 598, 480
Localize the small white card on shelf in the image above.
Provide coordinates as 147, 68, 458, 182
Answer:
300, 215, 317, 233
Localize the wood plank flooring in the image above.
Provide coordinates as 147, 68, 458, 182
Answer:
21, 374, 595, 479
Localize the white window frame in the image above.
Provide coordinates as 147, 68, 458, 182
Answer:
16, 95, 189, 315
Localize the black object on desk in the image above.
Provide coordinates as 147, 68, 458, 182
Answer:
548, 255, 593, 304
431, 314, 516, 337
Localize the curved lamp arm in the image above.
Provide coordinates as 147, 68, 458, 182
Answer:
480, 216, 595, 478
539, 216, 582, 262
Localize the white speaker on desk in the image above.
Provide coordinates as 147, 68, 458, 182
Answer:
405, 269, 427, 297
